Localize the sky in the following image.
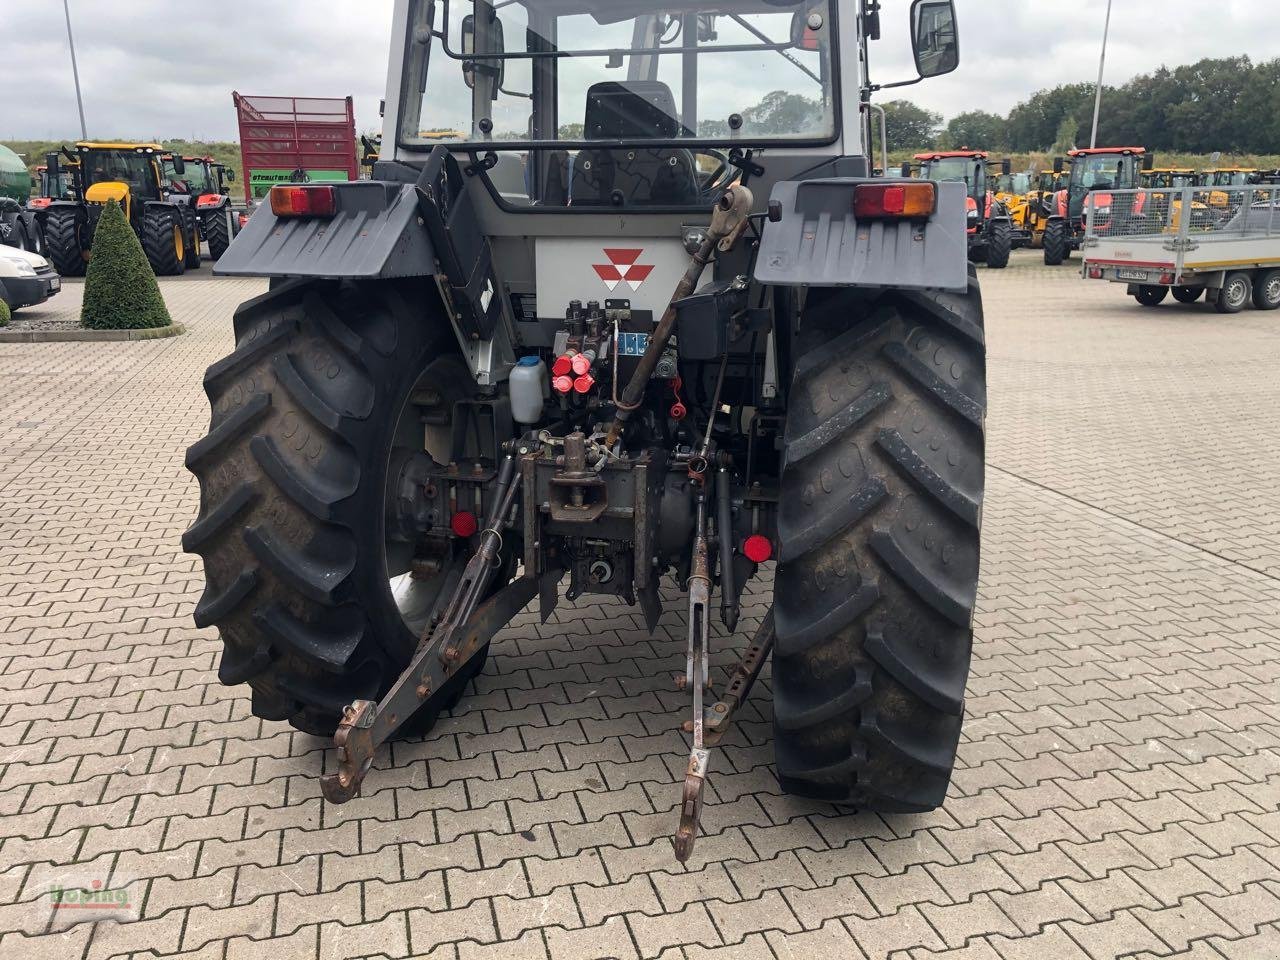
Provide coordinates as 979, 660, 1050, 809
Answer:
2, 0, 1278, 143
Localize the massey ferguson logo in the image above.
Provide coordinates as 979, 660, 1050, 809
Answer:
592, 248, 655, 292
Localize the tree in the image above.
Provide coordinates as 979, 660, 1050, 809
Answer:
81, 199, 172, 330
1052, 116, 1079, 154
943, 111, 1006, 151
876, 100, 943, 155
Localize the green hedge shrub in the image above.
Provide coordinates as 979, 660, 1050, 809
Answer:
0, 296, 10, 327
81, 199, 172, 330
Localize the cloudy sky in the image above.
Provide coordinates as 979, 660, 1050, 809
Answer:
2, 0, 1278, 142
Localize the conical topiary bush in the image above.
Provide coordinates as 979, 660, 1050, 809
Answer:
81, 199, 172, 330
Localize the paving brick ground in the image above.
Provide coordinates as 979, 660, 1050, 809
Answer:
0, 251, 1278, 959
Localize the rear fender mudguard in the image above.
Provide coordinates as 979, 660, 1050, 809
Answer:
754, 179, 969, 292
213, 181, 435, 280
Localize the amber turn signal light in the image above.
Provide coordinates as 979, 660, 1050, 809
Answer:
852, 182, 936, 220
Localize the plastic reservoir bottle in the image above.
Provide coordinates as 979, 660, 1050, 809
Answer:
510, 356, 549, 424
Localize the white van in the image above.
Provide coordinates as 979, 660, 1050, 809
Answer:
0, 246, 61, 311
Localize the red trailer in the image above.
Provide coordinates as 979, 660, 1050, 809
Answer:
232, 92, 359, 205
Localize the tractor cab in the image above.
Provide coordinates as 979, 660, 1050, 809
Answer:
1205, 169, 1260, 188
72, 143, 173, 224
1142, 168, 1197, 189
27, 162, 77, 211
913, 150, 993, 226
1058, 147, 1146, 222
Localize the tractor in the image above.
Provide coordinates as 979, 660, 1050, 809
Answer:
1141, 167, 1214, 231
1023, 168, 1064, 249
1042, 146, 1148, 266
906, 150, 1012, 267
39, 142, 199, 277
163, 155, 240, 260
992, 168, 1032, 248
187, 0, 985, 862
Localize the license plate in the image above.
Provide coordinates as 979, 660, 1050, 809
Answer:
49, 277, 61, 291
1116, 268, 1149, 282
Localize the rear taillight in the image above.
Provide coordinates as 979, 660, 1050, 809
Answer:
1088, 266, 1103, 279
196, 194, 223, 209
269, 185, 338, 218
853, 182, 936, 220
29, 198, 52, 209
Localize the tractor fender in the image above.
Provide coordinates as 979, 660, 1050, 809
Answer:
213, 180, 435, 280
754, 177, 970, 292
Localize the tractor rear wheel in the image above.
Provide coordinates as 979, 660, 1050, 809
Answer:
985, 220, 1011, 269
142, 208, 186, 276
773, 271, 985, 810
1134, 285, 1168, 306
183, 278, 506, 736
1171, 286, 1203, 304
1252, 269, 1280, 310
43, 210, 86, 277
204, 207, 233, 260
181, 207, 203, 269
1042, 220, 1069, 266
1215, 272, 1252, 314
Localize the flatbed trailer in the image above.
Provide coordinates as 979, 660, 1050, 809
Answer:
1082, 185, 1280, 313
231, 92, 359, 205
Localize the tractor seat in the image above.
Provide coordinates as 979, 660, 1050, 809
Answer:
570, 81, 698, 207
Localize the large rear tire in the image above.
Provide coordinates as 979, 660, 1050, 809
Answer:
142, 208, 185, 276
183, 279, 502, 736
1042, 220, 1069, 266
984, 220, 1011, 269
204, 207, 233, 260
180, 207, 203, 269
772, 271, 986, 810
43, 209, 86, 277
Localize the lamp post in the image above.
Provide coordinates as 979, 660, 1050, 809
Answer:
1089, 0, 1113, 149
63, 0, 88, 140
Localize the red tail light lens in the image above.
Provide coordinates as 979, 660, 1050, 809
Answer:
853, 182, 936, 220
29, 198, 52, 209
269, 185, 337, 218
743, 535, 773, 563
196, 194, 223, 209
450, 511, 478, 538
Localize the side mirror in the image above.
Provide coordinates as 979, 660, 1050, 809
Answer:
910, 0, 959, 79
172, 156, 186, 175
461, 11, 505, 95
900, 162, 912, 178
225, 168, 236, 182
1053, 156, 1064, 175
1142, 153, 1154, 171
1001, 158, 1012, 176
47, 153, 61, 184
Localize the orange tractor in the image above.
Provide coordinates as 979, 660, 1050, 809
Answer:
1043, 146, 1150, 265
907, 150, 1012, 268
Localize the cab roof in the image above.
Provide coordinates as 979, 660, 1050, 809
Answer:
914, 150, 988, 160
76, 142, 165, 152
1069, 146, 1145, 156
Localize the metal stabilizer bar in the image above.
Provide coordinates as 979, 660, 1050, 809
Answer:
674, 493, 713, 862
673, 607, 776, 863
321, 452, 531, 804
